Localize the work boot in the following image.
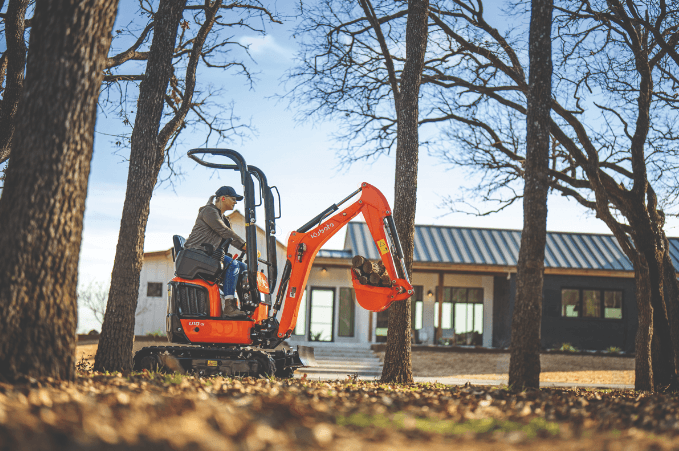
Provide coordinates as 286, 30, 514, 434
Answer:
222, 296, 247, 318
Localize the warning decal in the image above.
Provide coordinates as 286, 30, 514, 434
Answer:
377, 239, 389, 255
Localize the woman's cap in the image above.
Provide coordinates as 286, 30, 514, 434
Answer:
215, 186, 243, 201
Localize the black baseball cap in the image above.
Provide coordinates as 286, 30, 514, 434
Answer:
215, 186, 243, 201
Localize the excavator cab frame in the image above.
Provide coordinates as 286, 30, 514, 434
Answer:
186, 148, 280, 303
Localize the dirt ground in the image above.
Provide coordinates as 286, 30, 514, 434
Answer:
78, 342, 635, 385
406, 351, 635, 385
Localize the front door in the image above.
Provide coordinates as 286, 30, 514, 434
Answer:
309, 288, 334, 342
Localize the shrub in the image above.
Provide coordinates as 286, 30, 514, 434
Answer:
558, 343, 578, 353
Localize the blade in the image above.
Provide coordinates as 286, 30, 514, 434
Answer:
297, 345, 317, 367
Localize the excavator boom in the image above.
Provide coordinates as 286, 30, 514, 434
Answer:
272, 183, 413, 339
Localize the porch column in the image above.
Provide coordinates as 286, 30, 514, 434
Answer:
435, 272, 444, 343
482, 276, 494, 347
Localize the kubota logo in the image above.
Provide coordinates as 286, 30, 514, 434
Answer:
310, 222, 335, 239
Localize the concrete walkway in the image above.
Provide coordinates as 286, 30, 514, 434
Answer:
296, 344, 383, 379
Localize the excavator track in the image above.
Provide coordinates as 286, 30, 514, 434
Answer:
133, 345, 311, 378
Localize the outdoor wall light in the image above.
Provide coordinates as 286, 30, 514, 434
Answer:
321, 267, 328, 274
427, 290, 433, 297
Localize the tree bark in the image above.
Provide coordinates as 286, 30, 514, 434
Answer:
633, 255, 654, 390
508, 0, 552, 391
0, 0, 118, 382
94, 0, 187, 372
662, 234, 679, 386
381, 0, 429, 384
0, 0, 30, 164
627, 209, 676, 391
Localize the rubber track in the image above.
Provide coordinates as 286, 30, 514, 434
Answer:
133, 346, 275, 376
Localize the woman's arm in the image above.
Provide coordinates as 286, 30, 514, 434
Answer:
202, 207, 246, 250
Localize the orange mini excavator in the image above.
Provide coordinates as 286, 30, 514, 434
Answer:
133, 148, 413, 377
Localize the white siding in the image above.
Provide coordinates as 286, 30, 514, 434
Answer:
288, 266, 371, 345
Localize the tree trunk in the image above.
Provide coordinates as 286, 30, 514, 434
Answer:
0, 0, 29, 164
508, 0, 552, 391
0, 0, 118, 382
381, 0, 429, 384
633, 255, 654, 391
662, 234, 679, 386
629, 217, 676, 391
94, 0, 186, 372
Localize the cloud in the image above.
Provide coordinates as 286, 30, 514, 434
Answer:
239, 35, 293, 60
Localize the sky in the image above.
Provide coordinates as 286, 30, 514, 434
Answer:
58, 0, 679, 331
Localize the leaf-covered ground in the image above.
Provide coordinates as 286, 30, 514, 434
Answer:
2, 369, 679, 450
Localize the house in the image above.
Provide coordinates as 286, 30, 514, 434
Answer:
136, 219, 679, 353
289, 223, 679, 353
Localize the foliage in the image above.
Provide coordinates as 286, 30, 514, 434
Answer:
3, 372, 679, 449
558, 343, 578, 353
607, 347, 622, 354
146, 329, 165, 337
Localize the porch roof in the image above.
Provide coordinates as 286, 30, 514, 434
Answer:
316, 222, 679, 273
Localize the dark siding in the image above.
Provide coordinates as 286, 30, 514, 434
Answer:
498, 274, 636, 352
540, 275, 637, 353
492, 275, 513, 348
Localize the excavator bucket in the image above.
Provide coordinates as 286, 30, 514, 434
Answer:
350, 268, 405, 312
297, 345, 317, 367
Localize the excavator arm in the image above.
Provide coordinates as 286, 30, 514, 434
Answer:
271, 183, 414, 339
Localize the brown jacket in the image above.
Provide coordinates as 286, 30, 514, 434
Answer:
184, 204, 246, 253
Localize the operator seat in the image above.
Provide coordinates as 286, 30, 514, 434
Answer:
172, 235, 186, 262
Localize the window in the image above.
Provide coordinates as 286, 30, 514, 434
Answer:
604, 291, 623, 319
561, 289, 579, 317
293, 289, 307, 336
338, 288, 355, 337
147, 282, 163, 297
435, 287, 483, 334
561, 288, 623, 319
583, 290, 601, 318
309, 288, 334, 341
411, 286, 423, 330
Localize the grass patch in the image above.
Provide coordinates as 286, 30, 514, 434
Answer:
336, 413, 560, 438
163, 372, 185, 385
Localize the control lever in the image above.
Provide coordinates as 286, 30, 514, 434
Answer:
212, 238, 233, 261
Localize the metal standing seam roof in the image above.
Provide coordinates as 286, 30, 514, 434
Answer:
314, 222, 679, 272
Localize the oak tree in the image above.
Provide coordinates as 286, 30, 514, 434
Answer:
427, 0, 679, 391
288, 0, 430, 383
0, 0, 118, 381
94, 0, 278, 372
508, 0, 553, 391
0, 0, 29, 164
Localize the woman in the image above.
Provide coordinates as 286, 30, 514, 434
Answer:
184, 186, 248, 318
